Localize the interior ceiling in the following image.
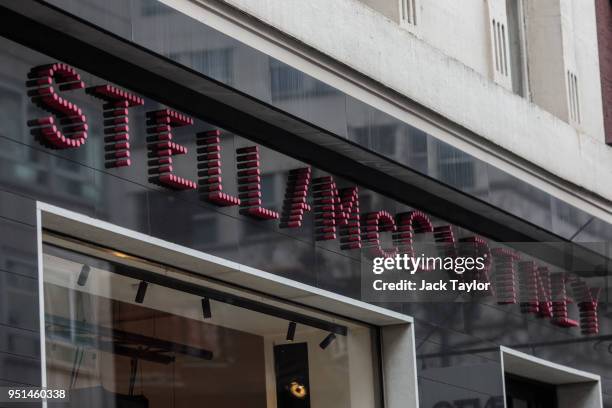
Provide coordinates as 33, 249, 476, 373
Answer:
41, 210, 411, 327
44, 252, 315, 337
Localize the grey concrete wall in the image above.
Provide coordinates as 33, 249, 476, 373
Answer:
558, 382, 603, 408
205, 0, 611, 208
381, 324, 419, 408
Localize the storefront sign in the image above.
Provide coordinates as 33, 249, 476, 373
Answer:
24, 62, 600, 336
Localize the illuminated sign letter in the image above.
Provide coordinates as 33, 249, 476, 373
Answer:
311, 177, 361, 249
312, 176, 342, 241
146, 109, 197, 190
433, 225, 459, 258
196, 130, 240, 206
460, 236, 492, 289
338, 186, 361, 250
280, 167, 312, 228
536, 266, 553, 318
361, 211, 397, 258
86, 85, 144, 168
550, 273, 578, 328
570, 278, 600, 335
518, 261, 539, 314
394, 211, 433, 257
236, 146, 279, 220
491, 248, 519, 305
26, 63, 87, 149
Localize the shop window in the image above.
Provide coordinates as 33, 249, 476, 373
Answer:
41, 241, 381, 408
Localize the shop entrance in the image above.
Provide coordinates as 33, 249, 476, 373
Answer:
505, 375, 557, 408
501, 347, 603, 408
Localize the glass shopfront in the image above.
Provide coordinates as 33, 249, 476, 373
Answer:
41, 237, 381, 408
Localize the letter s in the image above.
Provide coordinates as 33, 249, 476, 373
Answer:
26, 63, 87, 149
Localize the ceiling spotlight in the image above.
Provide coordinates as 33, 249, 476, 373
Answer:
319, 333, 336, 350
201, 298, 212, 319
135, 281, 148, 304
286, 321, 297, 341
77, 265, 90, 286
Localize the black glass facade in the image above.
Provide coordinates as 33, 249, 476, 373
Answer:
36, 0, 612, 246
0, 1, 610, 408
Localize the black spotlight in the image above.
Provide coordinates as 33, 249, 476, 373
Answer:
135, 281, 148, 304
201, 298, 212, 319
286, 321, 297, 341
319, 333, 336, 350
77, 265, 90, 286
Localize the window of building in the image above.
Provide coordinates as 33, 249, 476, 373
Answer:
487, 0, 513, 90
505, 0, 529, 98
567, 70, 581, 124
399, 0, 417, 26
42, 239, 381, 408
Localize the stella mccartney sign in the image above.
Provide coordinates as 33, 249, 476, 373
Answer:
24, 62, 600, 336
